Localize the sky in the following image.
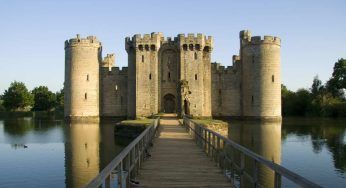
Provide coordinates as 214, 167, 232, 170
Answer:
0, 0, 345, 93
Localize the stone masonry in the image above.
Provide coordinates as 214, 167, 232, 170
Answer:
64, 30, 281, 120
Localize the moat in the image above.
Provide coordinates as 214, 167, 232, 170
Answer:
0, 115, 345, 187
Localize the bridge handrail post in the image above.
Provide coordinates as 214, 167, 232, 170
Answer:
217, 137, 221, 167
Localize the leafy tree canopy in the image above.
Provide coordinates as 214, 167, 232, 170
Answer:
326, 59, 346, 98
2, 81, 33, 111
55, 88, 64, 110
31, 86, 56, 111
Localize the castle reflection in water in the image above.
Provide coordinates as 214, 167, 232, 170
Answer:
227, 120, 281, 187
64, 121, 129, 187
1, 115, 345, 187
63, 119, 281, 187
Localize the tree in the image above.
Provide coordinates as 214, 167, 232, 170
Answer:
55, 88, 64, 111
281, 84, 293, 116
31, 86, 56, 111
293, 89, 313, 116
326, 59, 346, 98
0, 94, 5, 112
2, 81, 33, 111
331, 58, 346, 89
311, 75, 323, 97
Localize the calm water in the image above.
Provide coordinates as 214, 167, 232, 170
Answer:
0, 114, 130, 188
0, 116, 345, 187
227, 118, 346, 188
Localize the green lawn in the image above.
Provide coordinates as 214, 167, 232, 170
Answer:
193, 119, 228, 126
120, 118, 154, 126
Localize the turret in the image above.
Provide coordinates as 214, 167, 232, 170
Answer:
240, 30, 281, 119
101, 54, 115, 71
177, 33, 213, 117
125, 32, 163, 118
64, 34, 102, 119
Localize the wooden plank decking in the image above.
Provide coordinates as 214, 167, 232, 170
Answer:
136, 114, 232, 187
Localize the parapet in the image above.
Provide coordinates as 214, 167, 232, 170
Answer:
65, 34, 101, 49
135, 32, 163, 42
232, 55, 240, 62
101, 54, 115, 71
211, 62, 238, 74
242, 35, 281, 46
177, 33, 213, 49
100, 66, 129, 78
125, 32, 164, 51
125, 32, 213, 52
239, 30, 281, 46
239, 30, 251, 40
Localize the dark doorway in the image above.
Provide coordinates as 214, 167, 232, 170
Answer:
184, 99, 190, 115
163, 94, 176, 113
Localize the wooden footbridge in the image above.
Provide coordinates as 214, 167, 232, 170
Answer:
86, 114, 321, 188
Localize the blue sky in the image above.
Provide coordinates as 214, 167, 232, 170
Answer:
0, 0, 345, 93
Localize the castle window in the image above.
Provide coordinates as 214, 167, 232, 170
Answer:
189, 44, 194, 51
251, 95, 254, 104
194, 52, 198, 60
203, 46, 210, 53
145, 45, 149, 51
183, 44, 188, 51
272, 75, 275, 82
115, 85, 118, 91
149, 73, 152, 80
219, 89, 221, 95
86, 74, 89, 81
195, 74, 198, 80
142, 55, 144, 62
85, 93, 87, 100
168, 72, 171, 79
150, 45, 156, 51
138, 45, 143, 51
195, 44, 200, 51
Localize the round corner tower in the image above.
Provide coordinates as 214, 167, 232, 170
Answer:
240, 30, 281, 119
64, 34, 102, 119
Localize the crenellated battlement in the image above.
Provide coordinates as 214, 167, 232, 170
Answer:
232, 55, 240, 62
177, 33, 213, 49
126, 32, 164, 43
125, 32, 213, 52
101, 66, 128, 74
110, 67, 128, 74
211, 62, 238, 74
65, 34, 101, 49
125, 32, 164, 52
240, 30, 280, 46
242, 35, 281, 46
101, 54, 115, 70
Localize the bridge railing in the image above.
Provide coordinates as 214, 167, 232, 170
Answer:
85, 117, 160, 188
183, 117, 321, 188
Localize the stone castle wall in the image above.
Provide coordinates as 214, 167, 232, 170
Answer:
125, 33, 162, 118
64, 30, 281, 119
100, 54, 128, 117
125, 33, 213, 118
100, 67, 128, 117
211, 61, 241, 117
240, 31, 281, 118
177, 33, 213, 117
64, 35, 101, 118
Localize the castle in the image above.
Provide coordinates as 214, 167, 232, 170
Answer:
64, 30, 281, 120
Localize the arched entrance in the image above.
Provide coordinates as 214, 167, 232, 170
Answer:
163, 94, 176, 113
